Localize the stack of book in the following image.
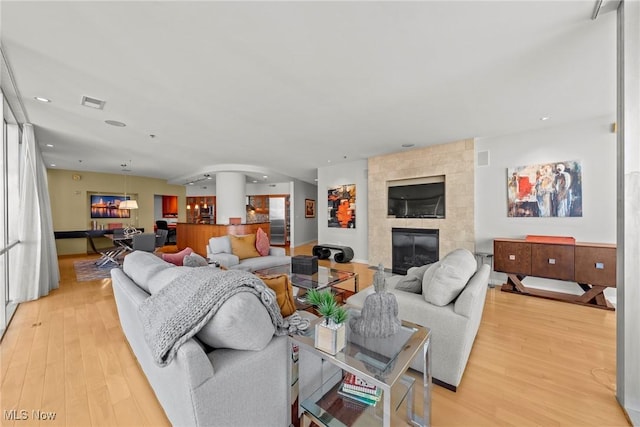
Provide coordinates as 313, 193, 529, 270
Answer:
337, 373, 382, 406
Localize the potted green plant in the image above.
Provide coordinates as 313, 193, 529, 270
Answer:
305, 289, 348, 355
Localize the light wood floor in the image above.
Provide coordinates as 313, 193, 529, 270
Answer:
0, 243, 629, 426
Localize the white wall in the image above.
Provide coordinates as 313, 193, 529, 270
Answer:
318, 160, 369, 263
246, 182, 291, 195
475, 116, 617, 296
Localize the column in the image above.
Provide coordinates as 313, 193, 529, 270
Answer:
215, 172, 246, 225
617, 1, 640, 423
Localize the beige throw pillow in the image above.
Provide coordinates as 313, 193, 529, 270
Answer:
229, 234, 261, 260
257, 274, 297, 317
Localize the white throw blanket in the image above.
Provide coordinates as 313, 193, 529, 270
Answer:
139, 268, 309, 366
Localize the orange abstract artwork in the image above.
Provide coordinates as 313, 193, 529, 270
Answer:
328, 184, 356, 228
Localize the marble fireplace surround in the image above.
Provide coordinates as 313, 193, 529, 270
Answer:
368, 138, 476, 269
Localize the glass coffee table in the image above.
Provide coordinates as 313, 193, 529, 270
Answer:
254, 264, 359, 308
291, 308, 431, 427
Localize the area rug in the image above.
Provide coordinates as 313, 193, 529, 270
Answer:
74, 260, 117, 282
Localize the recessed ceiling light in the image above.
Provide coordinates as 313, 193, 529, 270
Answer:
45, 144, 54, 147
401, 143, 415, 148
188, 182, 194, 185
105, 120, 126, 127
34, 96, 51, 103
50, 164, 56, 167
540, 116, 551, 121
81, 95, 106, 110
252, 180, 258, 183
263, 175, 268, 179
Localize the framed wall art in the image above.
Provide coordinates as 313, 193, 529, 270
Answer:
305, 199, 316, 218
507, 160, 582, 217
328, 184, 356, 228
90, 194, 131, 218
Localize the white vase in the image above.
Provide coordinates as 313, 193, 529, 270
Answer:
314, 319, 346, 355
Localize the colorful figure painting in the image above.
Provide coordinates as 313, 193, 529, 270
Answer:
507, 160, 582, 217
328, 184, 356, 228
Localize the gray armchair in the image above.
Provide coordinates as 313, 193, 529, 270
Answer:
347, 250, 490, 391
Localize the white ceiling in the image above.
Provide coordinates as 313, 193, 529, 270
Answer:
0, 1, 617, 186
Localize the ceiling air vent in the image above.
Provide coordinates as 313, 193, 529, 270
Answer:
81, 95, 105, 110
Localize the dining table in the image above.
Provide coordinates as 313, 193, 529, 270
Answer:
100, 233, 134, 265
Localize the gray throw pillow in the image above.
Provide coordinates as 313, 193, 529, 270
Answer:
423, 249, 476, 306
407, 263, 433, 280
183, 253, 208, 267
394, 274, 423, 293
196, 293, 275, 351
395, 262, 434, 293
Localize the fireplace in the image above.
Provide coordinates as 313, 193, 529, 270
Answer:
392, 228, 439, 275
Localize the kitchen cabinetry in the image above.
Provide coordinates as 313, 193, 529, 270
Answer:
162, 195, 178, 217
494, 236, 616, 310
187, 196, 215, 224
248, 195, 269, 213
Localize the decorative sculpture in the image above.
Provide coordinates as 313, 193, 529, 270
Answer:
350, 264, 401, 338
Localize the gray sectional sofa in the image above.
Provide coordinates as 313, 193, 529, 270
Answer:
347, 249, 490, 391
111, 251, 295, 426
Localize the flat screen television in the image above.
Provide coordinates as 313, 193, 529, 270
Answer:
388, 182, 445, 218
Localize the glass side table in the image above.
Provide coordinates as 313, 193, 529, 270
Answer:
290, 308, 431, 427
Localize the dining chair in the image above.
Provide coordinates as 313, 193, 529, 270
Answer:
132, 233, 157, 253
156, 220, 176, 244
155, 229, 168, 249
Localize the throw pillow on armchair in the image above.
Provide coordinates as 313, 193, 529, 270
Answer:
255, 227, 270, 256
229, 234, 261, 259
162, 247, 193, 266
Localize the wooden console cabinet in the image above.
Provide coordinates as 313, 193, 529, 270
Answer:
494, 236, 616, 310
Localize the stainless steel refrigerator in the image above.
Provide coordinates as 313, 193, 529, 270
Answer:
269, 197, 286, 245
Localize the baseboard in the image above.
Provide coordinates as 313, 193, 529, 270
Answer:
433, 378, 457, 392
290, 239, 317, 248
58, 253, 93, 258
624, 405, 640, 426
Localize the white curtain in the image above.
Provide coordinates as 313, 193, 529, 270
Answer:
11, 123, 59, 302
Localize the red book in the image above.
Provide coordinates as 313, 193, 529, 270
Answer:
343, 373, 378, 395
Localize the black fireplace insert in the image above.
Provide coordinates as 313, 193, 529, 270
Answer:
391, 228, 439, 275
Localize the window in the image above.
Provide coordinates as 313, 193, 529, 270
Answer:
1, 91, 22, 336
